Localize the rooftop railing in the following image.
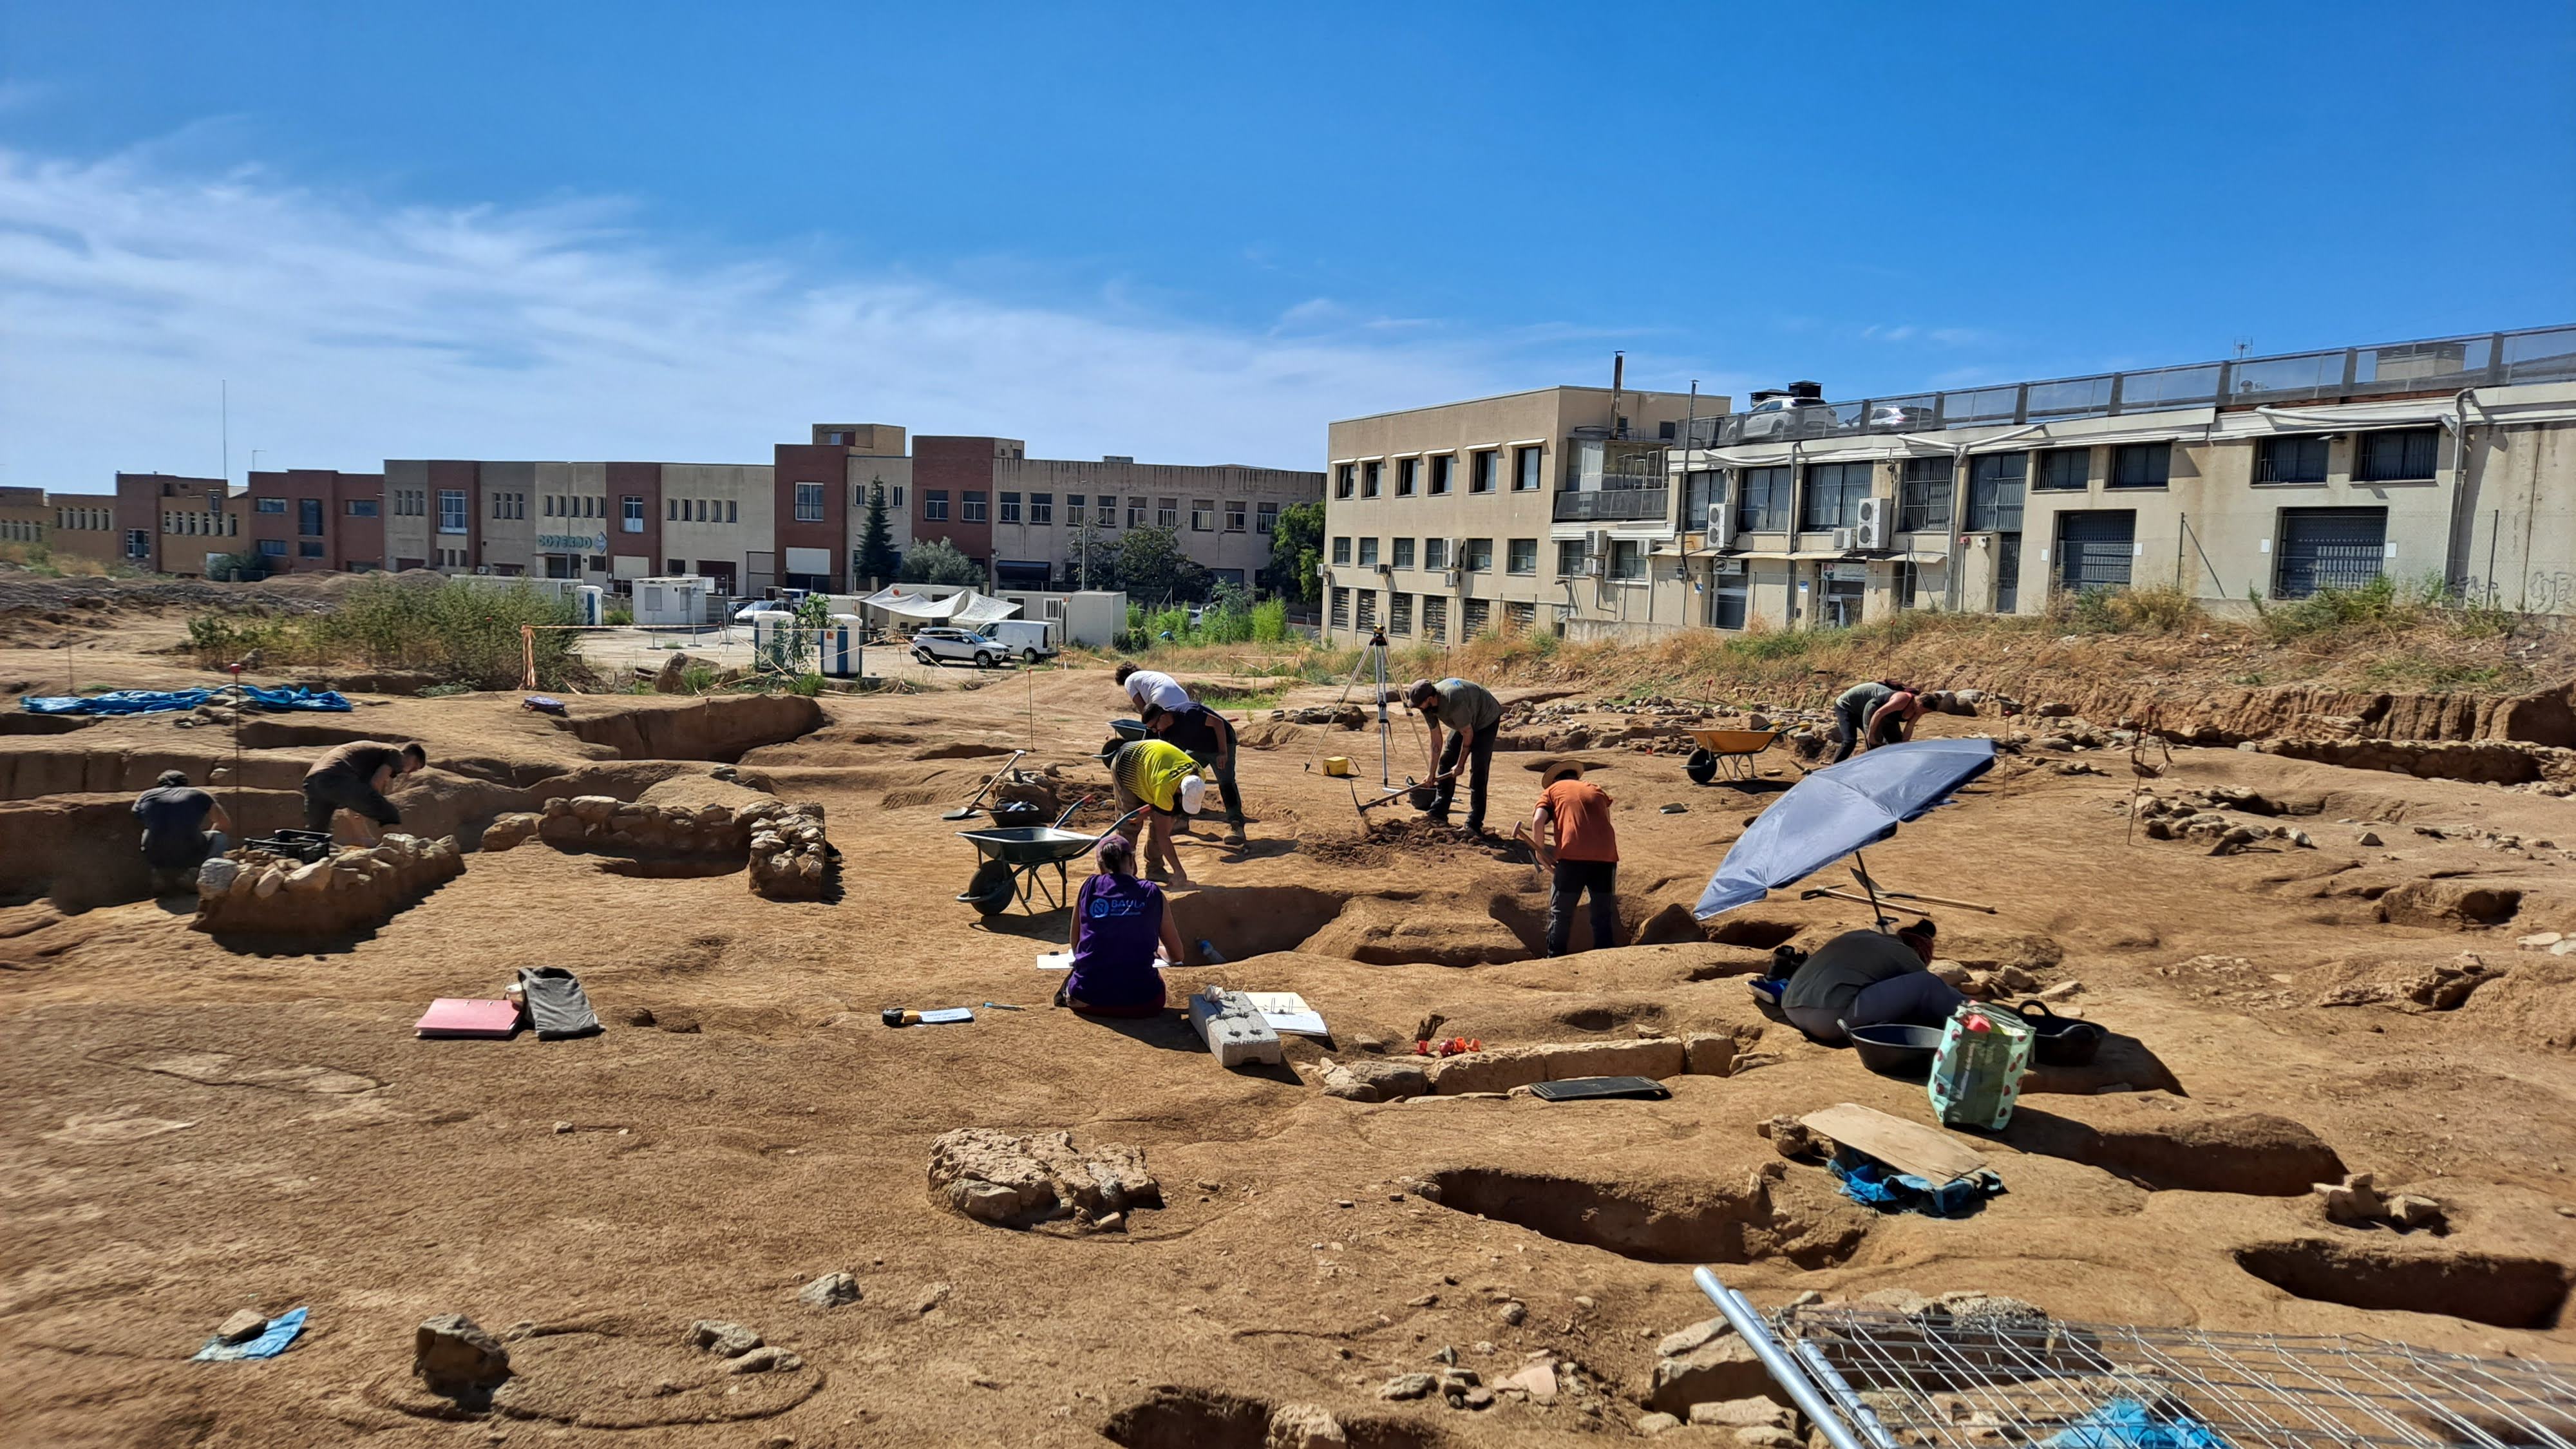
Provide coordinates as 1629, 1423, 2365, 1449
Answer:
1680, 325, 2576, 449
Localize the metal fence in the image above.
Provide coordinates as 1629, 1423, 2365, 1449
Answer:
1680, 325, 2576, 449
1553, 487, 1670, 523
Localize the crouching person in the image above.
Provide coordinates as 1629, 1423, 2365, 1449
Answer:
133, 768, 232, 895
1057, 833, 1184, 1018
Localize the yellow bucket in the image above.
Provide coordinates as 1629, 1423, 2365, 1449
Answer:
1322, 756, 1355, 778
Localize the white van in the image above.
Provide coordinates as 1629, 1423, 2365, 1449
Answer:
985, 619, 1058, 664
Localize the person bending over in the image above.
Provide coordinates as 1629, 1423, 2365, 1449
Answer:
1144, 701, 1245, 848
1406, 676, 1502, 836
1106, 737, 1206, 885
1830, 679, 1931, 763
1531, 759, 1618, 957
1780, 917, 1964, 1045
301, 740, 426, 845
1057, 833, 1184, 1018
1113, 661, 1190, 715
133, 768, 232, 895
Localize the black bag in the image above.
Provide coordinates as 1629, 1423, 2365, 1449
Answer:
516, 967, 602, 1040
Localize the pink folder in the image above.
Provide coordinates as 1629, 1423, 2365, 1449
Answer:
415, 998, 522, 1039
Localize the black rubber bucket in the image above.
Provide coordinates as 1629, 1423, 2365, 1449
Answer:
2015, 1000, 2105, 1067
1844, 1021, 1944, 1078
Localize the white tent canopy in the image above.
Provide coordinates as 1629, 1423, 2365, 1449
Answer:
857, 587, 1020, 627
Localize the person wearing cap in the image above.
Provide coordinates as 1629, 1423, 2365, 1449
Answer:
1531, 760, 1618, 957
1143, 701, 1246, 847
1779, 918, 1964, 1045
132, 768, 232, 895
1106, 737, 1205, 886
1406, 676, 1502, 835
1829, 679, 1932, 764
1113, 661, 1191, 715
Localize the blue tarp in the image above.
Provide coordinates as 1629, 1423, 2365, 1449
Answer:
1830, 1156, 2004, 1218
1694, 738, 1996, 919
239, 684, 352, 712
192, 1307, 308, 1362
2045, 1397, 2231, 1449
20, 688, 214, 715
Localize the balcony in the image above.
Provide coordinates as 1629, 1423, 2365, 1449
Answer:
1553, 486, 1668, 524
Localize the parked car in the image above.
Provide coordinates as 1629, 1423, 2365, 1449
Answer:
1737, 395, 1835, 440
911, 627, 1005, 668
1866, 403, 1937, 430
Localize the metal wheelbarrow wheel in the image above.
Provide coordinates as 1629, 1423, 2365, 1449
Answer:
958, 859, 1018, 915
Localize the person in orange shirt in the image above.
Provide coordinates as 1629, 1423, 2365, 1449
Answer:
1530, 759, 1619, 957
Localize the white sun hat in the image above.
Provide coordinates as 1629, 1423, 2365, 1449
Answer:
1178, 775, 1207, 814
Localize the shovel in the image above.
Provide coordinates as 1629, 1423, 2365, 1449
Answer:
944, 749, 1028, 820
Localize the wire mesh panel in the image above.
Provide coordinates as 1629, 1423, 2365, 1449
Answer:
1772, 1303, 2575, 1449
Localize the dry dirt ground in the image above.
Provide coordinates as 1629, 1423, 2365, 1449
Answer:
3, 628, 2574, 1448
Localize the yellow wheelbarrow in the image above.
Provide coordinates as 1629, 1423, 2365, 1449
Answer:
1684, 728, 1779, 785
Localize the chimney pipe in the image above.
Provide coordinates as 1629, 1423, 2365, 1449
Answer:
1611, 352, 1626, 439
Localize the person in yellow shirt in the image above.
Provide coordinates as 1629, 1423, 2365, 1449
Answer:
1106, 738, 1206, 886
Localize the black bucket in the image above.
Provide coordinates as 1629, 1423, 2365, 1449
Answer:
989, 800, 1045, 828
1843, 1021, 1944, 1078
2015, 1000, 2105, 1067
1110, 718, 1150, 742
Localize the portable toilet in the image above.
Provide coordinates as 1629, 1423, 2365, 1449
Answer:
748, 609, 796, 672
820, 614, 861, 679
574, 584, 605, 626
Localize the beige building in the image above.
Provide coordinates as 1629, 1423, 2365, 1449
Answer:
0, 486, 50, 548
48, 494, 118, 561
1318, 384, 1724, 644
1323, 327, 2576, 645
980, 455, 1320, 592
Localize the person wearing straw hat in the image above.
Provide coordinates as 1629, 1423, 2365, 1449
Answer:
1531, 759, 1620, 957
1105, 737, 1206, 886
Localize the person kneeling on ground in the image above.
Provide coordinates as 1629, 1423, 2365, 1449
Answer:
301, 740, 426, 845
1531, 759, 1618, 957
1105, 737, 1206, 886
133, 768, 232, 895
1057, 832, 1184, 1018
1780, 917, 1963, 1045
1143, 701, 1246, 848
1406, 675, 1502, 836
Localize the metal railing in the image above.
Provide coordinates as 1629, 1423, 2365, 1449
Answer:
1678, 324, 2576, 449
1553, 487, 1669, 523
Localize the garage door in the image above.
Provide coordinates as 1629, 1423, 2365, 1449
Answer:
2054, 509, 2136, 591
2275, 507, 2387, 598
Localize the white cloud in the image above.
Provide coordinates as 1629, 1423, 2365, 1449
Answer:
0, 147, 1560, 488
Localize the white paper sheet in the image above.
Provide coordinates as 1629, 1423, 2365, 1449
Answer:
1242, 991, 1328, 1036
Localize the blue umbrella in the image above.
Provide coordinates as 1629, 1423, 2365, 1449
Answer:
1693, 737, 1996, 920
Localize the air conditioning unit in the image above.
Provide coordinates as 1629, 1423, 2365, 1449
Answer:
1853, 497, 1888, 550
473, 565, 492, 575
1441, 569, 1463, 589
1830, 527, 1857, 552
1376, 562, 1392, 574
1585, 529, 1609, 556
1705, 500, 1737, 550
1583, 556, 1604, 578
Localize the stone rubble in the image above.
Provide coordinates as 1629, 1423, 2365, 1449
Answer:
747, 801, 832, 901
414, 1314, 511, 1397
926, 1127, 1161, 1230
796, 1271, 862, 1309
195, 833, 463, 936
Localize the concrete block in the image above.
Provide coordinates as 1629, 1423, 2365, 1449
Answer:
1189, 989, 1283, 1068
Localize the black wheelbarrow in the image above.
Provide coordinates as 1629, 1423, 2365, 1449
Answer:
955, 798, 1147, 916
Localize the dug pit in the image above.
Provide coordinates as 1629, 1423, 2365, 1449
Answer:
2233, 1239, 2570, 1329
1417, 1167, 1866, 1267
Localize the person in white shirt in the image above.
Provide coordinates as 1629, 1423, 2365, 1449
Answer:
1113, 662, 1190, 714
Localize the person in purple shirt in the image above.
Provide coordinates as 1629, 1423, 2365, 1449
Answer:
1057, 833, 1184, 1017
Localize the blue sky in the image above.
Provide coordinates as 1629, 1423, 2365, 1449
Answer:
3, 1, 2570, 486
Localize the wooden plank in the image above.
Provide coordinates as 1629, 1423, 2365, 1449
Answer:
1801, 1102, 1987, 1185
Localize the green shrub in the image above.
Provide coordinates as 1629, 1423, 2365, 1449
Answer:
603, 606, 635, 626
1251, 598, 1288, 643
788, 671, 827, 697
182, 577, 592, 690
680, 663, 719, 694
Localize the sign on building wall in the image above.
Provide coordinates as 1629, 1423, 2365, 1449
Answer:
537, 531, 607, 552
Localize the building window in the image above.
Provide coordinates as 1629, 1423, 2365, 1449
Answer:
1965, 453, 2027, 532
298, 540, 325, 558
1821, 571, 1866, 627
1223, 500, 1245, 532
439, 490, 468, 534
255, 497, 287, 514
1331, 536, 1351, 565
1334, 464, 1355, 500
1030, 492, 1053, 525
2354, 427, 2439, 483
2034, 448, 2090, 492
2109, 443, 2170, 490
1066, 495, 1086, 527
1359, 536, 1379, 567
1329, 586, 1350, 629
1392, 537, 1415, 569
1470, 450, 1497, 493
1506, 600, 1537, 631
728, 500, 738, 523
1737, 466, 1793, 532
1557, 538, 1585, 576
1396, 459, 1417, 497
1096, 495, 1116, 527
1899, 458, 1954, 533
1355, 589, 1377, 630
1513, 446, 1543, 491
1361, 462, 1381, 499
258, 538, 285, 557
998, 491, 1022, 524
622, 495, 645, 533
1507, 538, 1537, 574
1255, 502, 1276, 535
963, 491, 988, 522
298, 497, 324, 536
1710, 571, 1748, 629
923, 489, 950, 521
1390, 592, 1413, 636
1801, 461, 1872, 531
1607, 539, 1643, 581
1422, 595, 1448, 640
2275, 506, 2390, 598
1191, 499, 1215, 531
668, 498, 680, 521
1429, 455, 1454, 495
1462, 598, 1491, 639
1128, 497, 1147, 529
1681, 469, 1723, 532
1462, 538, 1493, 572
1423, 537, 1450, 571
893, 488, 905, 509
794, 482, 825, 522
1155, 498, 1177, 529
2255, 435, 2329, 485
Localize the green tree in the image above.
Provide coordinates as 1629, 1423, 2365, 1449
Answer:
1268, 500, 1325, 605
1073, 529, 1119, 592
1115, 524, 1206, 605
898, 537, 984, 587
856, 479, 900, 587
